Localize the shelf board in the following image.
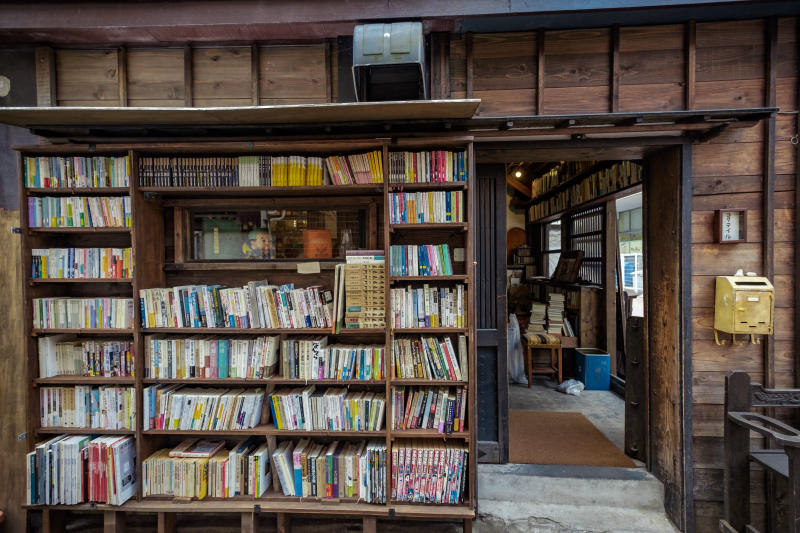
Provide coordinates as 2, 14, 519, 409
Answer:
38, 427, 134, 435
32, 328, 135, 336
35, 376, 135, 385
142, 378, 385, 386
390, 275, 468, 283
388, 182, 467, 191
391, 429, 469, 440
390, 379, 468, 386
139, 185, 383, 197
389, 223, 467, 231
28, 227, 131, 234
164, 261, 343, 272
29, 278, 133, 285
143, 425, 384, 438
26, 187, 130, 196
142, 327, 384, 336
392, 328, 467, 334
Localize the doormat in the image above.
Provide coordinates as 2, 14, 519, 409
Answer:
509, 410, 635, 468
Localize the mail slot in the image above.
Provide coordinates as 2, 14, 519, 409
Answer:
714, 276, 774, 335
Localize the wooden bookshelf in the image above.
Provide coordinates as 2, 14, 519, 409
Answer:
18, 138, 476, 531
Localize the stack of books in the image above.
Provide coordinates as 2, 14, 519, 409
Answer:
39, 386, 136, 430
547, 293, 566, 334
324, 151, 383, 185
343, 252, 385, 329
391, 386, 467, 434
271, 439, 386, 502
142, 386, 265, 431
279, 338, 385, 381
143, 438, 272, 499
390, 284, 465, 329
38, 336, 134, 378
33, 297, 135, 329
145, 335, 280, 379
527, 302, 547, 334
387, 150, 467, 183
139, 281, 334, 330
26, 435, 136, 505
28, 196, 132, 228
389, 191, 464, 224
389, 244, 454, 277
31, 247, 133, 279
24, 155, 131, 188
391, 335, 467, 380
391, 442, 468, 503
269, 387, 385, 432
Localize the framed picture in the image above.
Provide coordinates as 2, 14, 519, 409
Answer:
551, 250, 584, 283
715, 209, 747, 243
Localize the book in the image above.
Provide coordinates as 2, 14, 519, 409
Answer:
145, 335, 279, 379
392, 386, 467, 434
32, 297, 135, 329
31, 247, 133, 279
38, 337, 134, 378
39, 386, 136, 430
391, 336, 464, 380
142, 386, 265, 431
389, 244, 453, 277
279, 338, 384, 381
27, 196, 132, 228
24, 155, 131, 188
390, 284, 466, 329
389, 191, 464, 224
391, 442, 468, 503
388, 150, 467, 183
269, 387, 385, 432
341, 263, 385, 329
169, 438, 226, 458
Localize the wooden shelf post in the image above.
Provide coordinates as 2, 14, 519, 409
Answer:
157, 512, 177, 533
104, 510, 126, 533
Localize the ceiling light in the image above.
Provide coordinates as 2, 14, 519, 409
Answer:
515, 170, 522, 178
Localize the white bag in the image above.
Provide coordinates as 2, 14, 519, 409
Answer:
508, 314, 528, 385
558, 378, 585, 396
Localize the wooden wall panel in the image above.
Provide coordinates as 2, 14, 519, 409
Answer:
472, 33, 536, 116
259, 45, 327, 104
192, 47, 252, 106
543, 28, 610, 113
449, 36, 466, 98
56, 49, 120, 106
127, 48, 185, 107
618, 25, 685, 111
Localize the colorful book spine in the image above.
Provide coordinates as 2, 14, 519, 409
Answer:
27, 196, 132, 228
31, 247, 133, 279
390, 442, 468, 503
390, 284, 465, 329
39, 386, 136, 429
24, 156, 131, 188
389, 244, 453, 277
389, 191, 464, 224
32, 297, 135, 329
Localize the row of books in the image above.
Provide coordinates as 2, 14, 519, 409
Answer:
31, 247, 133, 279
32, 297, 135, 330
389, 191, 465, 224
342, 262, 385, 329
40, 386, 136, 429
529, 161, 643, 221
144, 438, 271, 499
145, 335, 278, 379
391, 386, 467, 434
269, 387, 385, 432
531, 161, 597, 198
24, 155, 131, 189
38, 336, 134, 378
26, 435, 136, 505
387, 150, 467, 183
138, 156, 326, 187
390, 285, 466, 329
27, 196, 132, 228
325, 151, 384, 185
391, 442, 468, 503
389, 244, 454, 277
139, 282, 333, 330
280, 338, 385, 381
143, 386, 265, 431
273, 438, 386, 502
392, 336, 467, 381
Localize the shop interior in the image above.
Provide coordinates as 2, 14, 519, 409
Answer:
505, 158, 645, 469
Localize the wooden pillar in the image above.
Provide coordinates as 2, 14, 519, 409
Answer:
610, 25, 620, 113
34, 46, 56, 107
277, 512, 291, 533
795, 10, 800, 391
157, 512, 177, 533
251, 44, 260, 106
184, 44, 193, 107
723, 372, 752, 531
362, 516, 377, 533
684, 20, 696, 110
241, 511, 257, 533
604, 201, 617, 375
117, 46, 128, 107
763, 16, 777, 389
430, 32, 451, 99
41, 509, 66, 533
463, 518, 473, 533
536, 30, 545, 115
104, 511, 126, 533
465, 33, 473, 100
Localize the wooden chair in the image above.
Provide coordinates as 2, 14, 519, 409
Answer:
720, 371, 800, 533
523, 334, 562, 386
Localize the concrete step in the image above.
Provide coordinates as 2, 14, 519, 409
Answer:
477, 464, 680, 533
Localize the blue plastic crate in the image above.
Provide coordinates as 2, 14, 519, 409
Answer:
575, 348, 610, 390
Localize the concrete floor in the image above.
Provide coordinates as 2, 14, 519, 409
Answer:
509, 377, 627, 453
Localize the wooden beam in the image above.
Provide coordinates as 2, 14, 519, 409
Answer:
763, 16, 777, 389
795, 6, 800, 392
363, 516, 377, 533
183, 44, 193, 107
34, 46, 56, 107
117, 46, 128, 107
536, 30, 545, 115
611, 25, 620, 113
506, 174, 532, 198
251, 44, 260, 106
465, 33, 473, 100
276, 512, 290, 533
604, 201, 617, 375
685, 20, 696, 110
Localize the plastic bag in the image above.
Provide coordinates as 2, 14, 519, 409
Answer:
558, 379, 585, 396
508, 314, 528, 385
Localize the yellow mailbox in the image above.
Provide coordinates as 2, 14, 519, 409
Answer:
714, 275, 773, 344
